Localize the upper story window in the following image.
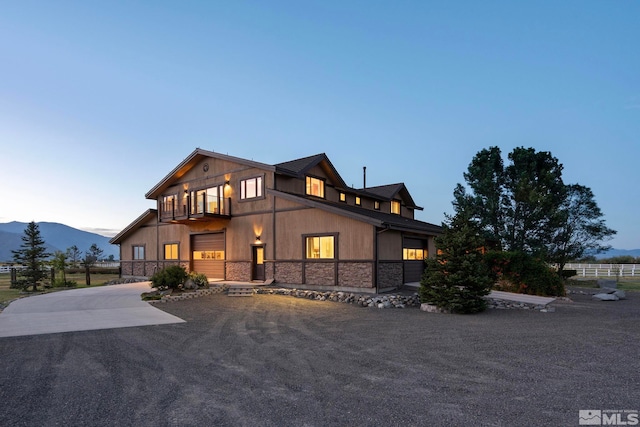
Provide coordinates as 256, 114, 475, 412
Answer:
374, 201, 380, 210
164, 243, 179, 260
391, 200, 401, 215
355, 196, 361, 206
306, 176, 325, 198
133, 245, 145, 260
305, 235, 335, 259
192, 185, 224, 214
339, 192, 346, 202
241, 176, 263, 200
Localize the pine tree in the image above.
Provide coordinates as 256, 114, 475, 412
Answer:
419, 211, 493, 314
11, 222, 51, 291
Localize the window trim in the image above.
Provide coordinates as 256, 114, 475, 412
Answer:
305, 175, 326, 199
132, 244, 145, 260
240, 175, 265, 201
163, 242, 179, 260
391, 200, 401, 215
303, 233, 338, 260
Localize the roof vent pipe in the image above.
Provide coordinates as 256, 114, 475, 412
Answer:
363, 166, 367, 189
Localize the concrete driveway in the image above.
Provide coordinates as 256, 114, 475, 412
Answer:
0, 282, 185, 338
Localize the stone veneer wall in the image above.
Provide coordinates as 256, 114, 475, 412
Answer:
305, 262, 336, 286
275, 262, 303, 284
378, 261, 403, 289
265, 262, 275, 282
226, 261, 251, 282
338, 262, 373, 288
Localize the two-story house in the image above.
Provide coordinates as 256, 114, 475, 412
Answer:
110, 148, 442, 293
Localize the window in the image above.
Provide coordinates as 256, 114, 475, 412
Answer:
339, 192, 346, 202
240, 176, 263, 200
133, 245, 145, 260
164, 243, 179, 260
162, 194, 178, 216
305, 235, 335, 259
374, 201, 380, 210
192, 185, 224, 214
192, 250, 225, 260
355, 196, 361, 206
403, 248, 427, 260
391, 200, 401, 215
305, 176, 325, 198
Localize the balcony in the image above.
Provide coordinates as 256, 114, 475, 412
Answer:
160, 196, 231, 223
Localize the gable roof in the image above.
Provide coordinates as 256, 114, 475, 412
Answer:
109, 209, 157, 245
275, 153, 348, 188
145, 148, 275, 200
358, 183, 422, 210
269, 189, 441, 235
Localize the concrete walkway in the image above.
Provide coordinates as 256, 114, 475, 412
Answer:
0, 282, 185, 338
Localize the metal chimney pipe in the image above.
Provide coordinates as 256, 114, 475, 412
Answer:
363, 166, 367, 189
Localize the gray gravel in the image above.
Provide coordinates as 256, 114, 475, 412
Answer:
0, 287, 638, 426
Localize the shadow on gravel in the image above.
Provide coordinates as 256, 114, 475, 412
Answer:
0, 287, 637, 426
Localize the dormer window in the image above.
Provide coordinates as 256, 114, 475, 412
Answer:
306, 176, 325, 198
391, 200, 401, 215
374, 201, 380, 210
355, 196, 361, 206
339, 192, 346, 202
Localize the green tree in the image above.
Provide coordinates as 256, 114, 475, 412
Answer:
419, 211, 493, 313
11, 221, 51, 291
454, 146, 612, 267
50, 250, 69, 286
549, 184, 616, 271
67, 245, 82, 268
81, 243, 103, 286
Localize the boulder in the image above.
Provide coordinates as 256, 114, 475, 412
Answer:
592, 293, 619, 301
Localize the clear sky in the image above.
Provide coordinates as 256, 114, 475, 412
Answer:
1, 1, 638, 248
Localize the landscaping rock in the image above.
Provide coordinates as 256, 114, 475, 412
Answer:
592, 293, 619, 301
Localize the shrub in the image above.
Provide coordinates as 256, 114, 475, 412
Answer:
188, 272, 209, 289
52, 279, 77, 288
485, 251, 565, 297
150, 265, 188, 290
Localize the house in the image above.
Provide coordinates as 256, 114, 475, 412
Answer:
109, 149, 442, 293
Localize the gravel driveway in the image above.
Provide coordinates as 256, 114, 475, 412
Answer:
0, 287, 638, 426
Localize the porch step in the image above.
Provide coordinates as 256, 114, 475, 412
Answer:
227, 284, 254, 297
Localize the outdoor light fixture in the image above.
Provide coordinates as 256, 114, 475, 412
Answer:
225, 180, 230, 186
256, 235, 261, 242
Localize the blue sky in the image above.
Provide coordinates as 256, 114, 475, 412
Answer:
1, 1, 638, 248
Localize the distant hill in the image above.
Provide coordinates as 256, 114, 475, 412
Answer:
594, 248, 640, 259
0, 222, 119, 262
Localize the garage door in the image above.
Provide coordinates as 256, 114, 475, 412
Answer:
191, 233, 225, 279
403, 237, 427, 283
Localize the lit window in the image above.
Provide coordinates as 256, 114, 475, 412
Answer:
391, 200, 401, 215
306, 176, 325, 198
355, 196, 361, 206
133, 245, 145, 260
241, 176, 263, 200
305, 235, 335, 259
403, 248, 427, 260
192, 185, 224, 214
192, 250, 225, 260
340, 192, 346, 202
374, 201, 380, 210
164, 243, 179, 260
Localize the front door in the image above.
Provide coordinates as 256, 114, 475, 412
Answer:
252, 246, 265, 281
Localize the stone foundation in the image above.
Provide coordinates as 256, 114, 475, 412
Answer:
305, 262, 335, 286
275, 262, 303, 284
378, 262, 403, 289
338, 262, 373, 288
226, 261, 251, 282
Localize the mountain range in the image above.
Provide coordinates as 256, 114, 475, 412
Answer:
0, 222, 119, 262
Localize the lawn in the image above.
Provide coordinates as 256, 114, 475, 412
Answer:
567, 277, 640, 291
0, 272, 121, 306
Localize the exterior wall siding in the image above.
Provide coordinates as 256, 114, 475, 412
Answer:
378, 261, 403, 289
305, 262, 336, 286
226, 261, 251, 282
275, 262, 303, 284
338, 262, 373, 288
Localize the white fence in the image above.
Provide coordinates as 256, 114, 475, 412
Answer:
0, 262, 119, 274
564, 263, 639, 278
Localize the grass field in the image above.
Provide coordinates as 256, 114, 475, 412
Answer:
567, 277, 640, 291
0, 272, 121, 306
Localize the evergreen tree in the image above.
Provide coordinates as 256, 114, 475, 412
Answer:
11, 221, 51, 291
419, 211, 493, 314
81, 243, 103, 286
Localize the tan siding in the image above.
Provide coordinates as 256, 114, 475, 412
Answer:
275, 202, 374, 260
378, 231, 402, 260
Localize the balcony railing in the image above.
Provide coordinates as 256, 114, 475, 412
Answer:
160, 196, 231, 222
